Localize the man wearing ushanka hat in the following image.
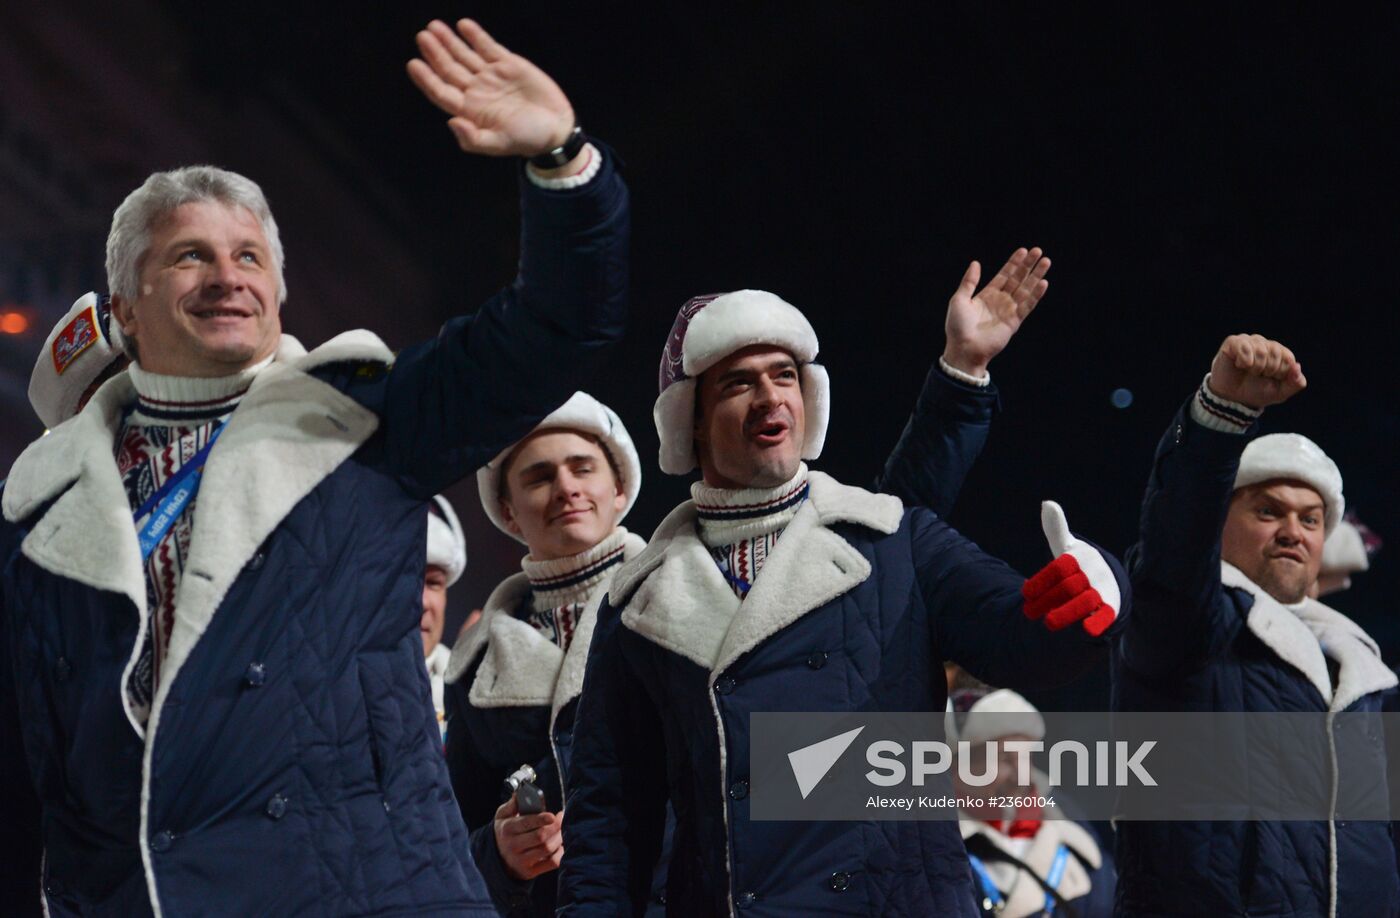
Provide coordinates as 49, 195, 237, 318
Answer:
1115, 333, 1398, 916
443, 391, 655, 917
559, 277, 1131, 915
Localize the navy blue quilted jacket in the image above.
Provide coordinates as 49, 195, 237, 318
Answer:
0, 155, 629, 917
1116, 399, 1399, 917
558, 472, 1128, 916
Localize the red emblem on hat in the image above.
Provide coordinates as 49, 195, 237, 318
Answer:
52, 306, 99, 375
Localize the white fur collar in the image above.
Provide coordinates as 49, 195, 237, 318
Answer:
3, 331, 390, 736
614, 471, 903, 676
960, 810, 1100, 916
1223, 561, 1396, 711
447, 533, 647, 724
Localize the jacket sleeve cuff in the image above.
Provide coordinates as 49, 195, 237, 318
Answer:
1189, 373, 1263, 434
469, 820, 536, 913
526, 143, 603, 190
938, 356, 991, 387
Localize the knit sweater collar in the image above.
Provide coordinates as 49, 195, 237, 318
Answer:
522, 527, 630, 612
692, 462, 810, 547
126, 354, 273, 426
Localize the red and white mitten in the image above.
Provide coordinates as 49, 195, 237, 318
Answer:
1021, 501, 1121, 637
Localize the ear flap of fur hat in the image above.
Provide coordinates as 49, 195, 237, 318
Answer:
426, 495, 467, 587
29, 292, 126, 429
1234, 432, 1344, 533
653, 290, 829, 476
476, 391, 642, 543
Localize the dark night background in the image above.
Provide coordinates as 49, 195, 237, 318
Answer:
1, 3, 1395, 712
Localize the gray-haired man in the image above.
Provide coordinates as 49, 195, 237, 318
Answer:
0, 19, 628, 917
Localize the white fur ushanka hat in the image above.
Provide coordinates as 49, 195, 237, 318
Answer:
29, 292, 126, 429
476, 391, 642, 543
653, 290, 830, 475
1234, 433, 1344, 534
426, 495, 467, 587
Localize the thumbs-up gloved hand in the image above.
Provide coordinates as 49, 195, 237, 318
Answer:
1022, 501, 1122, 637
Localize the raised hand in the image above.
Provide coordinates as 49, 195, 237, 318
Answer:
407, 19, 575, 158
943, 246, 1051, 377
1207, 334, 1307, 409
1022, 501, 1121, 637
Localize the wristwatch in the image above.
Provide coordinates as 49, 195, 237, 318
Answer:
528, 125, 587, 169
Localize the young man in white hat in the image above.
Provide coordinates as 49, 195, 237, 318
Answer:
948, 688, 1114, 917
0, 19, 627, 916
558, 281, 1130, 915
1115, 334, 1398, 916
443, 392, 653, 917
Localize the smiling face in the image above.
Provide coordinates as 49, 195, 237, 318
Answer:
1222, 480, 1326, 604
111, 201, 281, 377
421, 564, 449, 656
693, 345, 806, 489
499, 429, 627, 561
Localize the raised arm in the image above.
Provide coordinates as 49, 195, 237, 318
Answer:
342, 20, 630, 495
877, 248, 1049, 517
1124, 334, 1306, 675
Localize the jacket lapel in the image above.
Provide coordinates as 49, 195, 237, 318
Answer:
1224, 562, 1335, 706
618, 471, 904, 676
620, 502, 741, 672
1293, 597, 1397, 712
3, 372, 146, 615
550, 532, 648, 722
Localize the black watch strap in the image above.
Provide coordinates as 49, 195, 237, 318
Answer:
528, 125, 587, 169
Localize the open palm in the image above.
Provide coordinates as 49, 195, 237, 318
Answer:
944, 247, 1051, 373
407, 19, 574, 157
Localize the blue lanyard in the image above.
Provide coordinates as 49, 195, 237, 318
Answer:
1043, 844, 1069, 916
134, 423, 225, 561
967, 853, 1004, 912
711, 551, 752, 596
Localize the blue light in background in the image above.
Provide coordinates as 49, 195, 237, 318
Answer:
1111, 388, 1134, 409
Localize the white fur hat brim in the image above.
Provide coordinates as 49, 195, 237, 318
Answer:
679, 289, 818, 377
654, 290, 830, 476
426, 495, 467, 586
1321, 519, 1369, 576
29, 292, 125, 429
1234, 433, 1344, 533
476, 391, 642, 543
951, 688, 1046, 747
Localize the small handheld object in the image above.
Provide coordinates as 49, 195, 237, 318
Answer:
504, 763, 545, 815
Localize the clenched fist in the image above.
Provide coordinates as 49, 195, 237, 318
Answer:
1208, 334, 1307, 409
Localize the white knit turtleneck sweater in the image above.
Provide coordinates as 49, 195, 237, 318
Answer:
692, 463, 810, 599
518, 527, 631, 650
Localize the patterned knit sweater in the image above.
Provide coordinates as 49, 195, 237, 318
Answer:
693, 463, 810, 598
519, 527, 631, 651
116, 358, 269, 724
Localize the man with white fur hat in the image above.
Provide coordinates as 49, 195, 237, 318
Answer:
424, 494, 467, 748
1115, 334, 1399, 916
948, 688, 1115, 917
443, 391, 656, 917
558, 284, 1131, 916
28, 292, 129, 430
